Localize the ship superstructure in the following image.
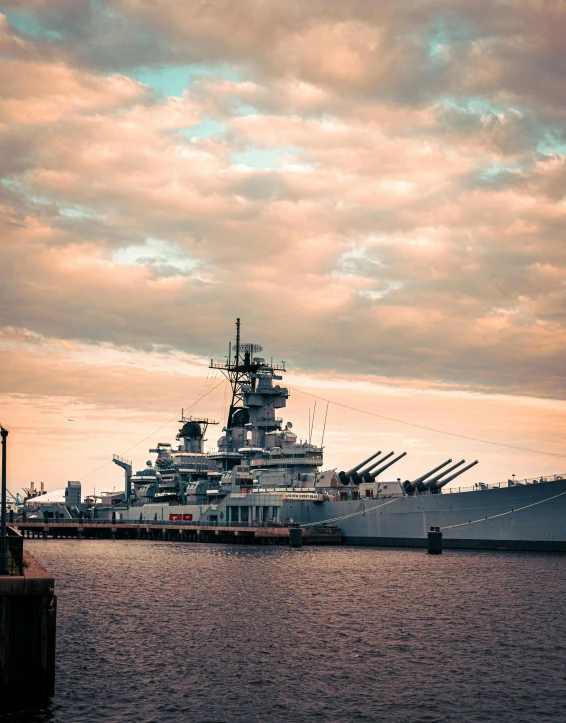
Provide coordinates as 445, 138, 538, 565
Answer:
98, 320, 566, 551
209, 318, 325, 489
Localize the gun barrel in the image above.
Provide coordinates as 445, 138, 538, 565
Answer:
435, 460, 479, 490
412, 459, 452, 487
370, 452, 407, 479
403, 459, 452, 496
341, 451, 383, 485
360, 452, 393, 482
361, 454, 387, 475
352, 452, 388, 485
346, 450, 383, 477
422, 459, 465, 489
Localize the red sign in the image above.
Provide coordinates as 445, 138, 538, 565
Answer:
169, 514, 182, 521
183, 514, 193, 521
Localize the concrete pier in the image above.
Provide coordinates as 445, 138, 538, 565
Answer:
0, 547, 56, 700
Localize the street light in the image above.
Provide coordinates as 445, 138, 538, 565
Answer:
0, 425, 8, 575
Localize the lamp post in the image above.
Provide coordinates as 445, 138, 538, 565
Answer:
0, 425, 8, 575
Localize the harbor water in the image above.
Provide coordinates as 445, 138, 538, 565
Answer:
4, 540, 566, 723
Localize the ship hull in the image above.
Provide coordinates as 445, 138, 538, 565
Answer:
330, 536, 566, 552
281, 478, 566, 552
106, 478, 566, 552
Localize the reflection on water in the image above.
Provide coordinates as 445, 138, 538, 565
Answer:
3, 541, 566, 722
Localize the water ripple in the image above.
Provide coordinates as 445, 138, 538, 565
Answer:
3, 541, 565, 723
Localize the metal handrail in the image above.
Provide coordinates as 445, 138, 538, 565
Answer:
16, 519, 341, 536
17, 519, 290, 529
0, 531, 23, 575
112, 454, 132, 465
445, 473, 566, 494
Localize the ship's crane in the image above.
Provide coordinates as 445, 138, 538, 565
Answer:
112, 455, 133, 503
7, 489, 24, 506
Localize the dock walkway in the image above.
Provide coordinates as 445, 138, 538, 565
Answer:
16, 521, 342, 546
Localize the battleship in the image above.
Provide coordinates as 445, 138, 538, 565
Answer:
89, 320, 566, 551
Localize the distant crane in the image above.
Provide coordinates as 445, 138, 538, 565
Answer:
7, 489, 25, 506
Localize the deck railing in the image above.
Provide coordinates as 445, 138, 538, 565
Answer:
446, 473, 566, 494
18, 519, 288, 528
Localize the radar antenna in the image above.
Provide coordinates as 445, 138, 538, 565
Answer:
176, 413, 218, 439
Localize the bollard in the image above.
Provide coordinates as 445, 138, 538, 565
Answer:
427, 526, 442, 554
289, 527, 303, 548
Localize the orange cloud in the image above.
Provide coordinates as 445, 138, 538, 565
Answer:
1, 2, 566, 488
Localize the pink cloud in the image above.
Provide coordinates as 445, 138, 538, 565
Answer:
1, 2, 566, 487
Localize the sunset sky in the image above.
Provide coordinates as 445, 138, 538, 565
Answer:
1, 1, 566, 495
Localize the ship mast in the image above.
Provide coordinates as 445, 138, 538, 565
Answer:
210, 319, 260, 428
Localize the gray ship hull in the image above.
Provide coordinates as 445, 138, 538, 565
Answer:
108, 479, 566, 552
281, 479, 566, 552
97, 324, 565, 553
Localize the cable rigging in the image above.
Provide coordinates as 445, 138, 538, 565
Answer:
287, 385, 566, 459
79, 377, 225, 481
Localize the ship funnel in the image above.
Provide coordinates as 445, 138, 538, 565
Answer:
421, 459, 465, 491
339, 450, 382, 485
369, 451, 407, 480
403, 459, 452, 496
431, 460, 479, 493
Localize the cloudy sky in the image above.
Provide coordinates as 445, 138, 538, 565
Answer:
1, 0, 566, 494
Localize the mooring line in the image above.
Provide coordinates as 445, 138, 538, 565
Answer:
79, 379, 226, 481
299, 495, 402, 527
299, 486, 566, 531
288, 385, 566, 458
441, 488, 566, 530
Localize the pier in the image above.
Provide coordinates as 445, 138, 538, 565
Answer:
0, 528, 56, 701
16, 521, 342, 546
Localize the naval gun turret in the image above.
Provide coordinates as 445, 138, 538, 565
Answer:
364, 451, 407, 481
426, 460, 479, 493
338, 450, 383, 485
403, 459, 452, 496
